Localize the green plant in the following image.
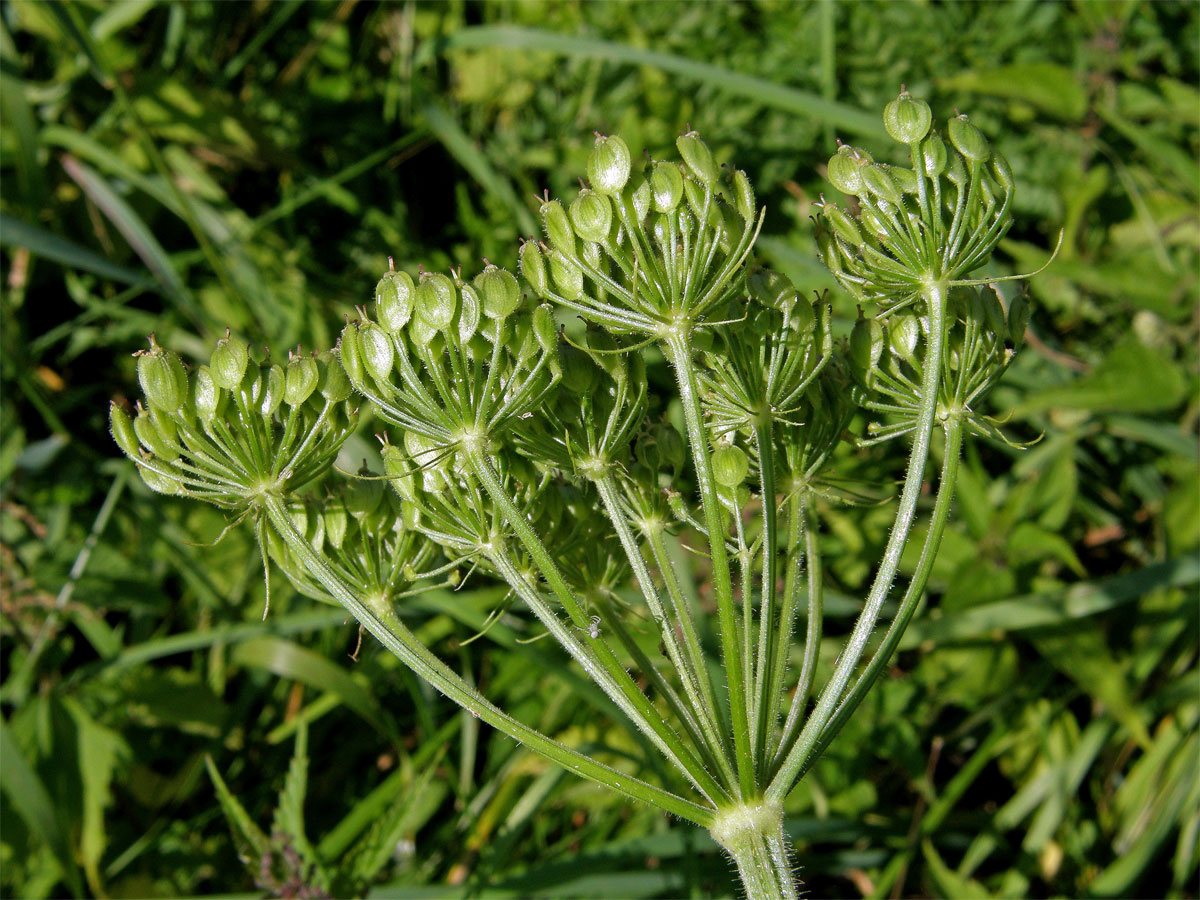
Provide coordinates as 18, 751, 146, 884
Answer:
110, 92, 1041, 898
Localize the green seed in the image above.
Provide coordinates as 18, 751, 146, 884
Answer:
285, 355, 319, 406
359, 323, 394, 381
414, 272, 458, 331
376, 270, 415, 333
569, 189, 613, 244
676, 131, 718, 186
587, 134, 631, 196
475, 265, 522, 319
110, 403, 140, 459
210, 332, 249, 391
883, 91, 932, 145
712, 445, 749, 487
137, 337, 188, 413
650, 162, 684, 213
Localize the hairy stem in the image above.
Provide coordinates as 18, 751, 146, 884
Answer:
797, 416, 964, 780
260, 494, 714, 826
466, 449, 728, 804
665, 334, 756, 799
767, 280, 947, 802
595, 474, 738, 790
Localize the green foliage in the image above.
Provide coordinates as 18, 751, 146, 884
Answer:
2, 2, 1196, 898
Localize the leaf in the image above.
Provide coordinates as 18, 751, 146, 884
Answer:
63, 698, 127, 896
272, 721, 320, 872
900, 556, 1200, 648
204, 755, 272, 867
0, 214, 152, 286
939, 63, 1088, 120
1031, 626, 1150, 745
0, 716, 84, 898
1017, 339, 1187, 415
230, 637, 395, 741
921, 838, 993, 899
1006, 521, 1085, 576
59, 155, 202, 323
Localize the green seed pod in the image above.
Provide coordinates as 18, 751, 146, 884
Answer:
359, 322, 394, 382
541, 199, 574, 251
346, 473, 384, 520
559, 343, 599, 395
285, 355, 319, 406
658, 424, 685, 475
862, 165, 903, 206
748, 268, 796, 312
193, 365, 224, 425
458, 283, 481, 343
110, 403, 141, 459
823, 205, 864, 248
376, 270, 415, 333
139, 463, 183, 496
548, 251, 583, 300
323, 501, 348, 550
519, 241, 549, 297
889, 312, 921, 359
587, 134, 631, 196
381, 442, 414, 502
948, 114, 989, 163
990, 152, 1015, 193
317, 351, 351, 402
920, 132, 947, 177
676, 131, 718, 186
827, 145, 870, 196
1007, 293, 1030, 349
475, 265, 522, 320
978, 291, 1003, 337
883, 91, 932, 145
946, 151, 968, 188
238, 358, 262, 405
630, 178, 652, 222
849, 315, 884, 385
414, 272, 458, 331
260, 364, 285, 417
712, 444, 749, 487
532, 303, 558, 354
210, 332, 249, 391
731, 169, 755, 222
137, 338, 188, 413
789, 295, 817, 336
338, 324, 366, 390
650, 162, 684, 213
408, 314, 441, 348
569, 189, 613, 244
889, 166, 920, 194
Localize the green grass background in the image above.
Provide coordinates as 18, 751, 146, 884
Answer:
1, 1, 1197, 897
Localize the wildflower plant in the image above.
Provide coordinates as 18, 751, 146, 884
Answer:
111, 93, 1042, 898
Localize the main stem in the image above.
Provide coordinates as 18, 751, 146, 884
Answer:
711, 801, 799, 900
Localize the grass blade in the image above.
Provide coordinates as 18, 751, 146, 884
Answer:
0, 214, 152, 287
433, 25, 886, 140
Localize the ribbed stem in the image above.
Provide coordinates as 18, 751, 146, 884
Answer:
665, 335, 756, 799
767, 280, 947, 802
466, 449, 728, 804
260, 494, 714, 826
711, 801, 799, 900
797, 416, 964, 779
